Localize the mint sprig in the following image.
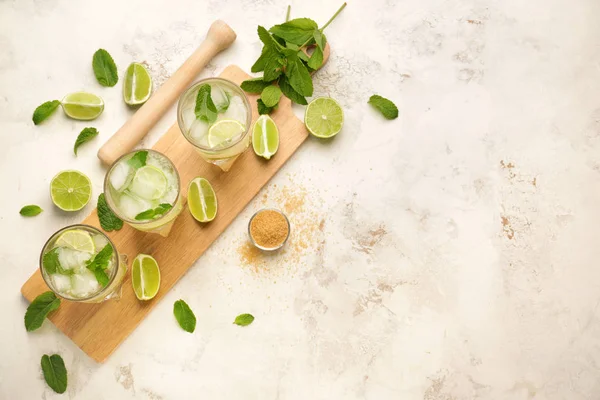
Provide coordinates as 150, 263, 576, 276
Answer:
97, 193, 123, 232
85, 244, 113, 287
42, 248, 75, 276
194, 84, 218, 123
32, 100, 60, 125
20, 205, 43, 217
135, 203, 173, 221
74, 127, 98, 155
92, 49, 118, 87
41, 354, 67, 394
173, 300, 196, 333
368, 95, 399, 120
24, 291, 60, 332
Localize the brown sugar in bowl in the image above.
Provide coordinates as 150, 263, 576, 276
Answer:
248, 208, 290, 251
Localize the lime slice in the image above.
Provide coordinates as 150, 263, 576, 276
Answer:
304, 97, 344, 138
130, 165, 167, 200
123, 63, 152, 106
132, 253, 160, 300
50, 170, 92, 211
61, 92, 104, 120
252, 115, 279, 160
55, 230, 95, 253
207, 120, 245, 148
188, 177, 217, 222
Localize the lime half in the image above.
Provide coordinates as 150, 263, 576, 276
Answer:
207, 120, 245, 148
62, 92, 104, 120
188, 177, 217, 222
123, 63, 152, 106
55, 230, 95, 252
252, 115, 279, 160
130, 165, 167, 200
304, 97, 344, 138
50, 170, 92, 211
132, 254, 160, 301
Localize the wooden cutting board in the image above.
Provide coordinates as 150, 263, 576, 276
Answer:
21, 65, 309, 363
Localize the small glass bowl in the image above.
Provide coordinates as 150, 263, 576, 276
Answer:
248, 208, 291, 251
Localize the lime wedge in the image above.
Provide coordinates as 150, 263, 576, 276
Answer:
55, 230, 95, 253
123, 63, 152, 106
132, 253, 160, 300
304, 97, 344, 138
207, 120, 245, 148
50, 170, 92, 211
188, 177, 217, 222
61, 92, 104, 120
252, 115, 279, 160
129, 165, 167, 200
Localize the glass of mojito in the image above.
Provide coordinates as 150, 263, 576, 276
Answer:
104, 149, 183, 237
40, 225, 127, 303
177, 78, 252, 171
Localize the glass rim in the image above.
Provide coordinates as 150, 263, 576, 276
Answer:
103, 148, 182, 225
39, 224, 120, 302
177, 77, 253, 153
247, 208, 291, 251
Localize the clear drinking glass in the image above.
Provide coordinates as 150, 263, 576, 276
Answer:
40, 224, 127, 303
104, 149, 183, 237
177, 78, 252, 171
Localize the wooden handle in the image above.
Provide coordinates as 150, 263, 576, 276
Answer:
98, 20, 237, 165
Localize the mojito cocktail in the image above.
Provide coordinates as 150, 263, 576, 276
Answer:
40, 225, 127, 303
177, 78, 252, 171
104, 149, 183, 237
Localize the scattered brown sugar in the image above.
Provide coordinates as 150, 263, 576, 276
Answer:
250, 210, 289, 249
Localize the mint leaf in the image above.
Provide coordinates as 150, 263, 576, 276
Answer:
368, 95, 399, 120
284, 54, 313, 96
127, 150, 148, 169
257, 99, 276, 115
92, 49, 118, 87
279, 75, 307, 105
74, 127, 98, 155
32, 100, 60, 125
86, 244, 113, 286
41, 354, 67, 394
42, 248, 60, 275
307, 45, 324, 69
194, 84, 218, 123
234, 313, 255, 326
251, 46, 280, 74
20, 205, 43, 217
24, 291, 60, 332
135, 203, 172, 221
97, 193, 123, 232
261, 85, 282, 108
313, 29, 327, 50
173, 300, 196, 333
257, 26, 284, 50
270, 18, 318, 45
241, 77, 272, 94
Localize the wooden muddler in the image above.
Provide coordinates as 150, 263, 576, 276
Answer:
97, 20, 237, 166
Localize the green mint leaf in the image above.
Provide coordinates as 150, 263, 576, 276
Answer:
241, 77, 272, 94
297, 50, 309, 62
194, 84, 218, 123
97, 193, 123, 232
42, 248, 60, 275
74, 127, 98, 155
368, 95, 399, 120
313, 30, 327, 50
251, 46, 277, 73
257, 99, 275, 115
92, 49, 118, 87
270, 18, 318, 45
263, 52, 284, 82
32, 100, 60, 125
86, 244, 113, 273
234, 313, 255, 326
127, 150, 148, 169
278, 75, 307, 105
24, 291, 60, 332
307, 45, 324, 70
135, 203, 172, 221
286, 42, 300, 51
257, 26, 284, 50
261, 85, 282, 108
284, 54, 313, 97
41, 354, 67, 394
156, 203, 173, 214
20, 205, 43, 217
93, 268, 109, 287
173, 300, 196, 333
135, 209, 156, 220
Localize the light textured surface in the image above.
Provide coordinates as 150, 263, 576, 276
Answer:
1, 0, 600, 399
